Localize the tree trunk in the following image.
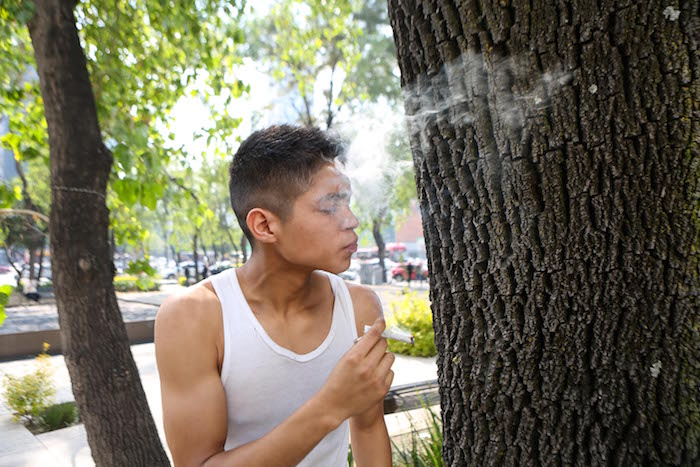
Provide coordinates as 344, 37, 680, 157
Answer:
193, 233, 200, 282
109, 228, 115, 262
389, 1, 699, 465
27, 1, 170, 465
37, 239, 45, 281
28, 248, 36, 284
372, 215, 387, 284
224, 225, 238, 258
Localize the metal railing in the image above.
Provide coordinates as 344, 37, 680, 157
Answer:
383, 379, 440, 414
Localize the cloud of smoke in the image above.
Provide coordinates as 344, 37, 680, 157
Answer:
334, 108, 411, 217
402, 51, 573, 162
331, 51, 573, 218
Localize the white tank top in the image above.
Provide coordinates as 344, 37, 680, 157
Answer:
210, 268, 358, 466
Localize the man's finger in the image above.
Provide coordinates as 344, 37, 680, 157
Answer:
365, 335, 389, 367
376, 351, 395, 376
353, 318, 385, 355
384, 369, 395, 389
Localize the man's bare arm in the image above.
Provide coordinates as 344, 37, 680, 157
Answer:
348, 285, 393, 467
156, 289, 392, 467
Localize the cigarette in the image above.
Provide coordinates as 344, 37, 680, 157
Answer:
357, 324, 414, 345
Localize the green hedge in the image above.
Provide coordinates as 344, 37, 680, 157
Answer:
113, 275, 159, 292
386, 293, 436, 357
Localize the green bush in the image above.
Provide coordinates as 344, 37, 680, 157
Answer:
387, 293, 436, 357
114, 275, 159, 292
40, 401, 78, 432
178, 276, 188, 287
126, 256, 156, 277
2, 344, 56, 424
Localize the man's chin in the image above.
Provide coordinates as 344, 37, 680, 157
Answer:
324, 258, 352, 275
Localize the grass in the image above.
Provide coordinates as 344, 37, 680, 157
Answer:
390, 404, 443, 467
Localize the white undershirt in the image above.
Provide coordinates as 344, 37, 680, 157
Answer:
210, 268, 358, 466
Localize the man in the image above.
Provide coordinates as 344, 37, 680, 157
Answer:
155, 125, 394, 466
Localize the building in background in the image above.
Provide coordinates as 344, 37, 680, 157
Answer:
394, 200, 426, 259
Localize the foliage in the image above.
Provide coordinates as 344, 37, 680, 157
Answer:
1, 0, 247, 254
178, 276, 188, 287
39, 401, 79, 433
245, 0, 401, 129
344, 0, 402, 109
387, 293, 436, 357
391, 404, 444, 467
245, 0, 362, 128
2, 343, 56, 424
126, 256, 156, 277
113, 275, 159, 292
0, 284, 13, 326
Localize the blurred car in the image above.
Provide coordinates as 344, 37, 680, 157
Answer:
209, 261, 233, 276
178, 261, 208, 278
338, 269, 359, 281
159, 264, 179, 279
391, 260, 428, 282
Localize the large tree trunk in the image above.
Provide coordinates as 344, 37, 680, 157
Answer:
27, 1, 170, 465
389, 1, 699, 465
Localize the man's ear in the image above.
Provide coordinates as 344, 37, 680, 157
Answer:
246, 208, 280, 244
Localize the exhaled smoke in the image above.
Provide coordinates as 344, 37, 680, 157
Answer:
334, 110, 412, 218
334, 52, 573, 213
402, 51, 573, 162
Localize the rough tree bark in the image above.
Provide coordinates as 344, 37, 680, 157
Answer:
27, 1, 170, 465
389, 0, 699, 465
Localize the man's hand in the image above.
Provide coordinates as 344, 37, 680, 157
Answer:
319, 318, 395, 424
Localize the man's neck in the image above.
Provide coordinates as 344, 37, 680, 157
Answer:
236, 252, 321, 316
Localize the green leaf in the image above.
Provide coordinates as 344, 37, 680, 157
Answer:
0, 284, 14, 326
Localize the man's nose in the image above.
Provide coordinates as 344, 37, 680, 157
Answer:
345, 208, 359, 230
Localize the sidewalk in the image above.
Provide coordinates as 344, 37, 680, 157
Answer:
0, 281, 424, 336
0, 342, 438, 467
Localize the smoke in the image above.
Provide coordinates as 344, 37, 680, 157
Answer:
334, 108, 412, 217
402, 51, 573, 162
332, 51, 574, 216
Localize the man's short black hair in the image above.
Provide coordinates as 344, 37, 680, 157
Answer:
229, 124, 346, 245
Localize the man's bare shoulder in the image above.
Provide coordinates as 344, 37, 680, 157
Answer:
155, 282, 222, 344
345, 282, 383, 325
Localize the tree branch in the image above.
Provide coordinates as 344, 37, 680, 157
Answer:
0, 208, 50, 223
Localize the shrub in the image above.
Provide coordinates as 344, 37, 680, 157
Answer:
178, 276, 188, 287
2, 343, 56, 425
126, 256, 156, 277
387, 293, 436, 357
40, 401, 78, 432
114, 275, 159, 292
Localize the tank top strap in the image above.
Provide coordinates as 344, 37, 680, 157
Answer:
322, 271, 359, 341
210, 268, 246, 385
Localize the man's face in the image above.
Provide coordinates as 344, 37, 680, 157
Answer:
274, 163, 359, 274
